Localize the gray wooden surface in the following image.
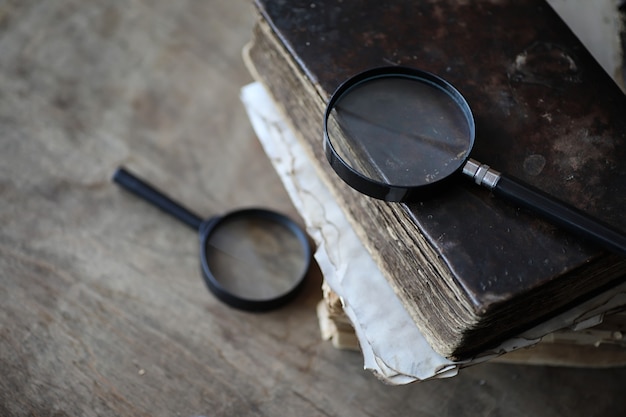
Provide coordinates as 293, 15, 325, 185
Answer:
1, 1, 625, 416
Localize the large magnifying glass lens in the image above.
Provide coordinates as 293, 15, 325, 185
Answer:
326, 74, 474, 188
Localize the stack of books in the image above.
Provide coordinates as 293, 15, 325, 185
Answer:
241, 0, 626, 383
241, 80, 626, 383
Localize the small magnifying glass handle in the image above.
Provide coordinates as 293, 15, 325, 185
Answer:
463, 159, 626, 255
113, 167, 203, 230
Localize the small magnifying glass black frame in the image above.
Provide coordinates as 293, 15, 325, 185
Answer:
113, 167, 312, 311
324, 66, 626, 255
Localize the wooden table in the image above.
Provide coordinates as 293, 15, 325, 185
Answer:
1, 1, 625, 415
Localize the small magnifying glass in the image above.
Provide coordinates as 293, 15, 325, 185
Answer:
113, 167, 312, 311
324, 66, 626, 255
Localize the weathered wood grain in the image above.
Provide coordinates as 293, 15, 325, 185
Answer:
1, 1, 626, 416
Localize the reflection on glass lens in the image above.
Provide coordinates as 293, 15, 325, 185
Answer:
205, 214, 308, 301
327, 75, 473, 187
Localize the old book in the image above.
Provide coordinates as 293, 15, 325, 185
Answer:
240, 80, 626, 383
244, 0, 626, 359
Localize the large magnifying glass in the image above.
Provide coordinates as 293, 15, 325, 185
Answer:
113, 167, 311, 311
324, 66, 626, 255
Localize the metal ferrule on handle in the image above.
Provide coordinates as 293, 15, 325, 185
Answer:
462, 159, 501, 189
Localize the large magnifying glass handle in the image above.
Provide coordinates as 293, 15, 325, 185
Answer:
463, 159, 626, 255
113, 167, 203, 231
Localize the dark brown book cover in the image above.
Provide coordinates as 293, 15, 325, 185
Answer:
245, 0, 626, 358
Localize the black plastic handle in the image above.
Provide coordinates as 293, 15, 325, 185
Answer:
113, 167, 203, 230
493, 174, 626, 255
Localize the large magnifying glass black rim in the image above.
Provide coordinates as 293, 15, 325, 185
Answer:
199, 208, 312, 312
323, 66, 476, 202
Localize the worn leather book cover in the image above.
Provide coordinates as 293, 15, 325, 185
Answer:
245, 0, 626, 358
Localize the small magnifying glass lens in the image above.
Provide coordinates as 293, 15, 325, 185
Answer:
204, 213, 309, 301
